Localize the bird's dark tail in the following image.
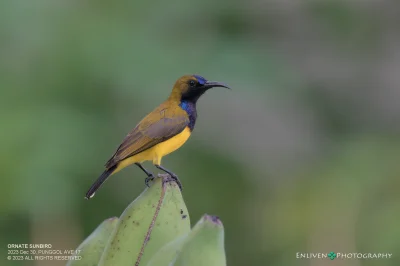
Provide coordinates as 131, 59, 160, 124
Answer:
85, 165, 117, 199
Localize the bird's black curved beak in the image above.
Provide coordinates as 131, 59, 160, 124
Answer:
204, 81, 231, 90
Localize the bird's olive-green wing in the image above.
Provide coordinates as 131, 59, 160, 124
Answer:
105, 103, 189, 168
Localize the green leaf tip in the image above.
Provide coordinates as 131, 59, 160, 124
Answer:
147, 214, 226, 266
173, 214, 226, 266
98, 174, 190, 266
202, 214, 222, 225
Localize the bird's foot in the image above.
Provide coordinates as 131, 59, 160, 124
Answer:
153, 165, 183, 191
170, 175, 183, 191
145, 174, 155, 187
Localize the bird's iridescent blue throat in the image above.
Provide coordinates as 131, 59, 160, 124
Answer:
179, 100, 197, 131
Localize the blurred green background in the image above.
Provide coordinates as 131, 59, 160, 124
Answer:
1, 0, 400, 265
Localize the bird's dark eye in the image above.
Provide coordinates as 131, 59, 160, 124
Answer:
189, 80, 196, 87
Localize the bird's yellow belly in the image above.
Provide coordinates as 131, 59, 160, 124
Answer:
116, 127, 191, 170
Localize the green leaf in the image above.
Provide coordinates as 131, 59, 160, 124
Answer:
173, 215, 226, 266
98, 175, 191, 266
66, 217, 118, 266
148, 214, 226, 266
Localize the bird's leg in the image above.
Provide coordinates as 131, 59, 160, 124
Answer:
155, 164, 183, 191
135, 163, 155, 187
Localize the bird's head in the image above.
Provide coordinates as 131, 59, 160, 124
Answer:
169, 74, 230, 103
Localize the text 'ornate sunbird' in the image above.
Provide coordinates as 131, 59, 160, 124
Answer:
85, 75, 230, 199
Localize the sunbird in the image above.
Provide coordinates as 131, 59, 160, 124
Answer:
85, 75, 230, 199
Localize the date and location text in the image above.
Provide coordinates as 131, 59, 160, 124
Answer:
6, 244, 82, 261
